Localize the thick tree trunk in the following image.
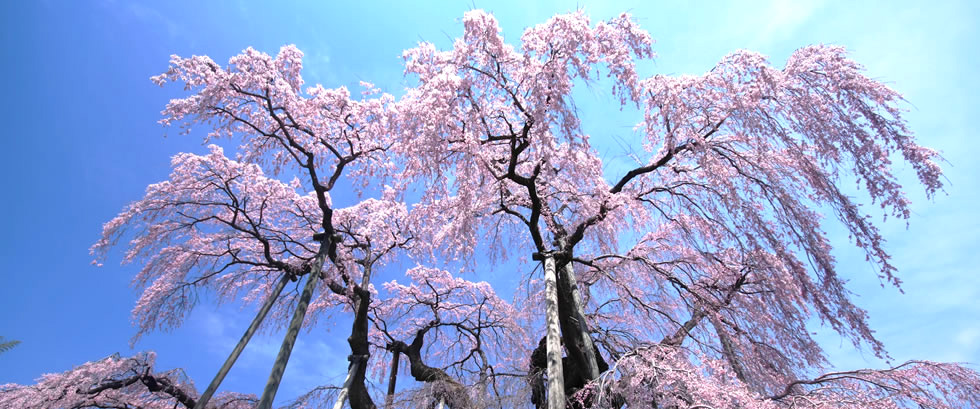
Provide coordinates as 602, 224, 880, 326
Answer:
560, 261, 600, 379
257, 246, 330, 409
544, 256, 565, 409
529, 336, 548, 409
554, 257, 607, 402
347, 266, 377, 409
194, 274, 290, 409
708, 314, 748, 383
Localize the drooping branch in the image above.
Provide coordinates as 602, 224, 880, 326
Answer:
768, 360, 980, 408
0, 353, 257, 409
373, 266, 527, 408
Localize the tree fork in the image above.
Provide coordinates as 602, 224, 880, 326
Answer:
194, 273, 291, 409
388, 329, 471, 407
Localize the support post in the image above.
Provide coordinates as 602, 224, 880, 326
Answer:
194, 273, 291, 409
331, 363, 359, 409
385, 351, 400, 408
544, 256, 565, 409
257, 246, 329, 408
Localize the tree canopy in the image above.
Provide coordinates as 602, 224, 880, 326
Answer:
3, 9, 977, 409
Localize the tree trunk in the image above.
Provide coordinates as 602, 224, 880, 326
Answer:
553, 256, 606, 400
347, 265, 377, 409
561, 261, 600, 379
194, 273, 290, 409
708, 314, 748, 383
544, 256, 565, 409
389, 327, 470, 408
257, 246, 330, 409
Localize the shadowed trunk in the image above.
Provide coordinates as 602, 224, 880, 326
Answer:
554, 258, 608, 398
529, 336, 547, 409
529, 335, 610, 408
348, 283, 377, 409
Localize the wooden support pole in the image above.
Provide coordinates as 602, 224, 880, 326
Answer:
385, 350, 400, 408
544, 256, 565, 409
331, 362, 359, 409
257, 247, 329, 408
193, 273, 291, 409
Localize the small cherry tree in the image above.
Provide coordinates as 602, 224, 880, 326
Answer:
0, 352, 255, 409
90, 45, 406, 409
371, 266, 531, 408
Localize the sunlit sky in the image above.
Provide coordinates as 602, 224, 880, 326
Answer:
1, 1, 977, 406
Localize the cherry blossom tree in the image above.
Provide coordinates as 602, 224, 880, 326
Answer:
370, 266, 531, 408
327, 196, 415, 409
0, 352, 256, 409
394, 8, 978, 409
91, 45, 404, 409
6, 8, 976, 409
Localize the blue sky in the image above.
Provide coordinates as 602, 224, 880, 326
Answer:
0, 0, 977, 406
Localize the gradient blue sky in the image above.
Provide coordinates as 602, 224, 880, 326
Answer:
1, 0, 977, 406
